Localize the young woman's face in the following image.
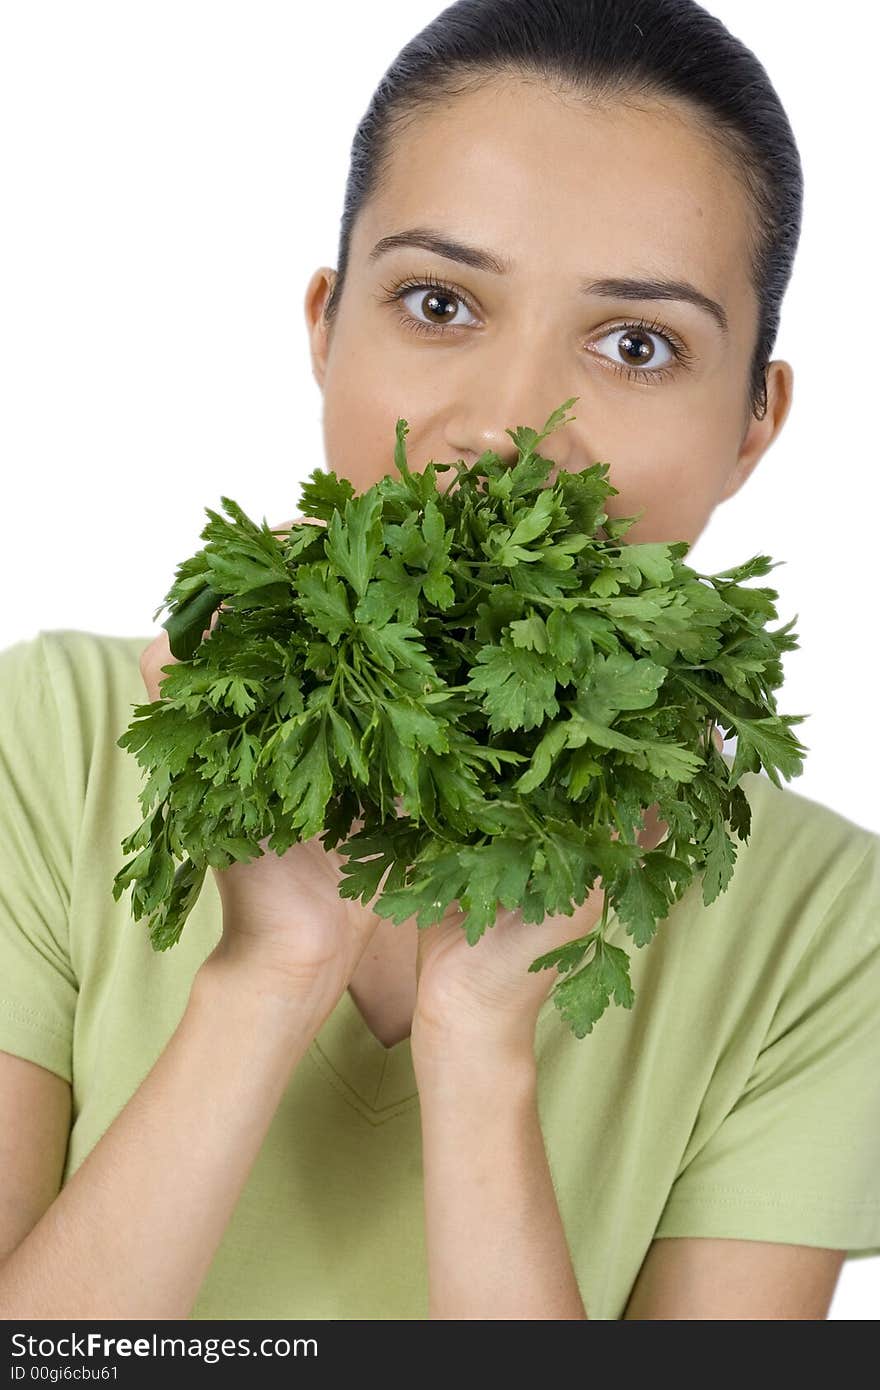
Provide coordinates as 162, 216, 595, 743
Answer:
304, 78, 793, 545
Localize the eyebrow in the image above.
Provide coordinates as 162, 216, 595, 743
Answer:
368, 226, 729, 337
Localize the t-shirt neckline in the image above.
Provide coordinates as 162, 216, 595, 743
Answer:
308, 984, 419, 1119
306, 900, 625, 1116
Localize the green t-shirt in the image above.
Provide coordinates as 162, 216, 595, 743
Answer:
1, 629, 879, 1321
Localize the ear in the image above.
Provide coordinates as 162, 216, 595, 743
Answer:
719, 359, 794, 503
303, 268, 338, 390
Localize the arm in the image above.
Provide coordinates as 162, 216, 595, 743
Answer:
1, 586, 383, 1321
413, 1046, 588, 1320
415, 1048, 847, 1321
623, 1237, 846, 1319
0, 956, 323, 1320
407, 779, 679, 1319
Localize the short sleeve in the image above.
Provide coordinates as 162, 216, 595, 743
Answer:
655, 831, 880, 1255
0, 634, 79, 1082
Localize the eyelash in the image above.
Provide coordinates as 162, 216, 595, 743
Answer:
379, 270, 695, 385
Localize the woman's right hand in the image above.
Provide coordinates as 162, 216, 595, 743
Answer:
139, 516, 383, 1020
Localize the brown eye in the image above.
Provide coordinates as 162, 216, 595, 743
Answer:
620, 329, 659, 365
380, 274, 692, 385
595, 325, 675, 372
397, 283, 477, 331
419, 288, 458, 325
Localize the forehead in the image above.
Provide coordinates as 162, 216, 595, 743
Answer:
360, 79, 754, 320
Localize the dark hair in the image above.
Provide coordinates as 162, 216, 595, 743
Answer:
321, 0, 803, 422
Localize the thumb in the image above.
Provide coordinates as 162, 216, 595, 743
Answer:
138, 513, 315, 703
139, 605, 224, 703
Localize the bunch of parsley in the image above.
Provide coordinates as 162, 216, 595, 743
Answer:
112, 398, 808, 1037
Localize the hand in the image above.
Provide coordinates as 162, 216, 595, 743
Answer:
411, 727, 725, 1059
139, 516, 383, 1019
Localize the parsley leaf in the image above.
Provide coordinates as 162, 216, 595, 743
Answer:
114, 396, 809, 1038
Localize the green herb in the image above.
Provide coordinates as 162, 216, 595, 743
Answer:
112, 397, 808, 1037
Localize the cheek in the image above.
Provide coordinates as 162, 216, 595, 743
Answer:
605, 453, 729, 545
320, 360, 402, 488
321, 344, 453, 491
599, 397, 742, 543
319, 314, 741, 532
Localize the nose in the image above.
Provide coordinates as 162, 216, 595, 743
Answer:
441, 411, 577, 486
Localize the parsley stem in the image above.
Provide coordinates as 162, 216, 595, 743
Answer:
673, 672, 740, 727
449, 563, 607, 612
344, 644, 377, 703
596, 888, 611, 941
515, 794, 549, 844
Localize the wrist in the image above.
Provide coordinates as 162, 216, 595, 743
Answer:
411, 1020, 537, 1092
414, 1046, 538, 1116
411, 1005, 539, 1067
195, 947, 332, 1038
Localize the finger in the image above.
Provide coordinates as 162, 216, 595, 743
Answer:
138, 515, 324, 703
139, 601, 224, 702
139, 629, 177, 702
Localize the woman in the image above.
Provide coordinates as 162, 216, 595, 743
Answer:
0, 0, 878, 1321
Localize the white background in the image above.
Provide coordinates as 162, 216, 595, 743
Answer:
0, 1, 877, 1318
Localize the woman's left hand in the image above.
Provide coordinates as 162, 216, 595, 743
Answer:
411, 726, 724, 1062
410, 804, 662, 1061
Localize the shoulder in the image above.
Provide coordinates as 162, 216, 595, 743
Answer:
669, 758, 880, 1042
720, 753, 877, 903
0, 628, 153, 712
608, 758, 880, 1038
1, 628, 149, 682
32, 627, 151, 677
0, 631, 155, 805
